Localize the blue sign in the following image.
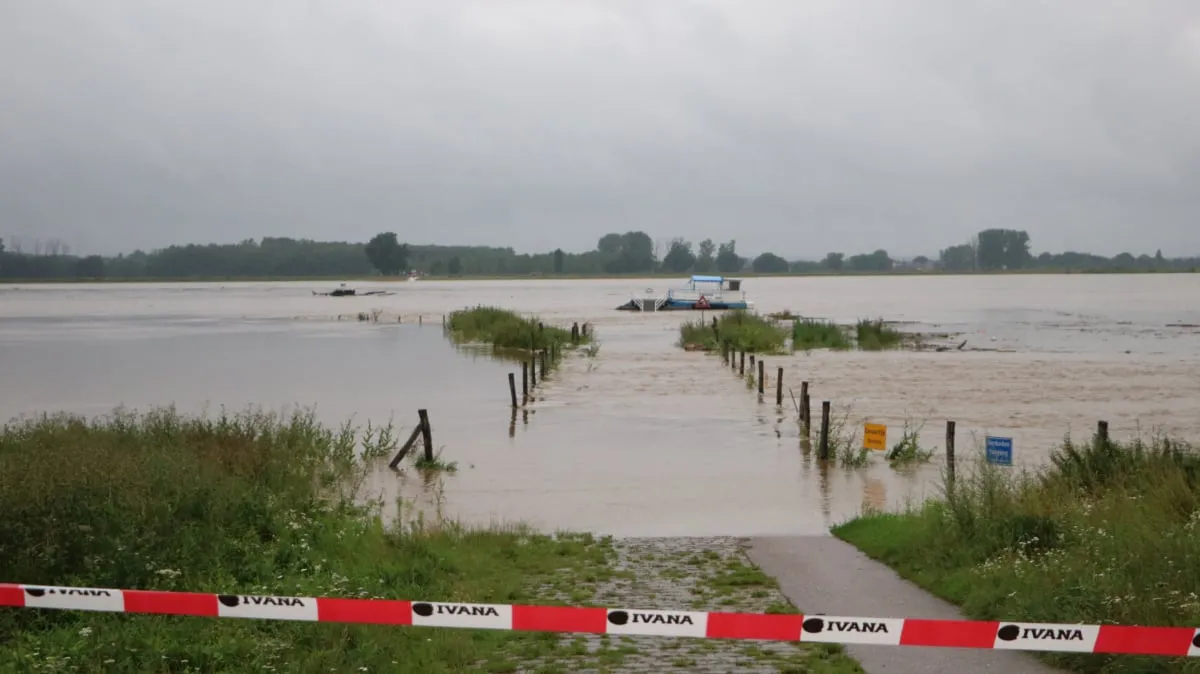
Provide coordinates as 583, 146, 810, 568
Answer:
986, 436, 1013, 466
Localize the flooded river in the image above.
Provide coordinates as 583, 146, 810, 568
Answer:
2, 274, 1200, 536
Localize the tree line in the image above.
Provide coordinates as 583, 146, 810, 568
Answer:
0, 228, 1195, 280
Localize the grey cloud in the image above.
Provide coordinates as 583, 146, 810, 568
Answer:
1, 0, 1198, 258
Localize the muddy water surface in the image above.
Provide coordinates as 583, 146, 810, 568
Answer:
3, 274, 1200, 536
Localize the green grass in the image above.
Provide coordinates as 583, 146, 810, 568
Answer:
0, 406, 616, 673
853, 318, 905, 350
445, 306, 588, 354
833, 432, 1200, 674
678, 310, 789, 354
792, 319, 853, 351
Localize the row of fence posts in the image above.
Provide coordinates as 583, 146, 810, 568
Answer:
715, 327, 1111, 487
505, 321, 589, 409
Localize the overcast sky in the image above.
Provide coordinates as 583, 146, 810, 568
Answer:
1, 1, 1198, 259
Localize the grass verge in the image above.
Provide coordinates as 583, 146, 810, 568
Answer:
0, 406, 615, 673
445, 306, 589, 354
832, 433, 1200, 674
792, 319, 852, 351
854, 319, 905, 350
678, 310, 789, 354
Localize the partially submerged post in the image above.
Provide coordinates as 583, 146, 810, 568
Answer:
508, 373, 518, 408
945, 420, 957, 490
740, 352, 745, 375
818, 401, 831, 461
389, 409, 435, 469
540, 350, 547, 380
776, 367, 784, 406
522, 362, 529, 401
530, 354, 537, 388
1097, 420, 1109, 447
757, 359, 764, 395
418, 409, 433, 463
800, 382, 810, 434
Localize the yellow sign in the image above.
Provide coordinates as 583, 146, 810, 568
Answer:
863, 423, 888, 451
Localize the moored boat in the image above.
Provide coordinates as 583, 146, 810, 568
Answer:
615, 275, 752, 311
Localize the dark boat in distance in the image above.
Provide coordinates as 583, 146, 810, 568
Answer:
616, 275, 752, 311
313, 283, 393, 297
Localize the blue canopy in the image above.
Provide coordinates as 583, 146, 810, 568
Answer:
690, 275, 724, 283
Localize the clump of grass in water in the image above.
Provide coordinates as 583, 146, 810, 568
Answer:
833, 430, 1200, 674
885, 419, 935, 467
414, 445, 459, 473
792, 319, 853, 351
678, 310, 788, 354
0, 405, 613, 672
446, 305, 588, 353
855, 318, 905, 350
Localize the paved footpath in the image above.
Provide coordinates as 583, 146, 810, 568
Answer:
746, 536, 1065, 674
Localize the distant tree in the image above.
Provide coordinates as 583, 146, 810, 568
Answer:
598, 231, 656, 273
74, 255, 105, 278
553, 248, 564, 274
751, 252, 790, 273
365, 232, 409, 276
790, 259, 821, 273
1111, 252, 1136, 268
846, 249, 892, 272
695, 239, 716, 272
976, 229, 1031, 270
661, 238, 696, 273
597, 233, 623, 256
715, 240, 743, 273
821, 252, 844, 271
939, 244, 976, 271
912, 255, 930, 266
447, 256, 462, 276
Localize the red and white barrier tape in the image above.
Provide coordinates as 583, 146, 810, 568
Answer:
2, 583, 1198, 656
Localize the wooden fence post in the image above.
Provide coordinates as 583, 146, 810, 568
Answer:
530, 355, 537, 388
1097, 420, 1109, 447
418, 409, 433, 463
757, 359, 764, 395
540, 350, 547, 380
945, 420, 956, 490
776, 367, 783, 406
522, 362, 529, 401
818, 401, 831, 460
800, 382, 810, 433
740, 351, 745, 375
508, 373, 518, 408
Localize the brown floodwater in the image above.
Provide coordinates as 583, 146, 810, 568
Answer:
3, 274, 1200, 536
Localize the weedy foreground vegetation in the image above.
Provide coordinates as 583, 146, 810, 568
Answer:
0, 406, 614, 673
834, 432, 1200, 674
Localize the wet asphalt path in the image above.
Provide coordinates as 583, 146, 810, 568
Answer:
746, 536, 1065, 674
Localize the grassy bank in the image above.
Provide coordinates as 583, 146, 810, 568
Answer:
792, 319, 852, 351
0, 406, 615, 673
833, 433, 1200, 674
678, 310, 789, 354
445, 305, 587, 353
854, 319, 905, 350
